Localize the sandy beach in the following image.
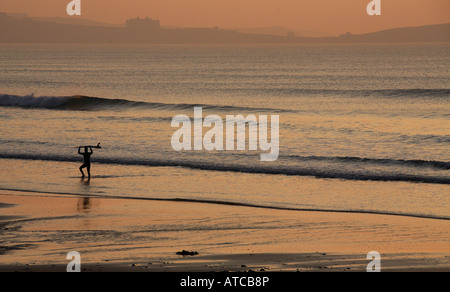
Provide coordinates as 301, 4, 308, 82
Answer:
1, 190, 449, 272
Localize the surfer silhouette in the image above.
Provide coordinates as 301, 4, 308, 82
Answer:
78, 146, 93, 179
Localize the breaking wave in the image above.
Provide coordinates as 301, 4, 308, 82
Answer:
1, 90, 448, 112
0, 153, 448, 185
0, 94, 292, 113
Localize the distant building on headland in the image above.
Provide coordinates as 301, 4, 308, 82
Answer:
126, 17, 161, 31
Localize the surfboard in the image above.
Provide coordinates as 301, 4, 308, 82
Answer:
72, 143, 102, 149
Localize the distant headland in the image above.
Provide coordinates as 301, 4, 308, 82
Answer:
1, 13, 449, 44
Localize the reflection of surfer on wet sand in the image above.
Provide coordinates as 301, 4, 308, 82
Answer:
76, 143, 102, 179
77, 197, 92, 212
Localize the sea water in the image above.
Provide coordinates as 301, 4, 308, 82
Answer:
0, 43, 449, 219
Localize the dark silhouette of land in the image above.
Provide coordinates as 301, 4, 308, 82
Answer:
1, 13, 449, 44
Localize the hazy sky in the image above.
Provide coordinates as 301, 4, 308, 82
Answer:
1, 0, 449, 35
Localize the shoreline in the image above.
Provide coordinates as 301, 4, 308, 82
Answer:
1, 186, 448, 221
0, 191, 449, 272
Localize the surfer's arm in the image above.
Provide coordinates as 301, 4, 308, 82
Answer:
88, 147, 93, 154
78, 147, 82, 155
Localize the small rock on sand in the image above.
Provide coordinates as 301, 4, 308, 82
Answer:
176, 250, 199, 256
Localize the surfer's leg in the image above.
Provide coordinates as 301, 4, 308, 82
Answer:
87, 164, 91, 178
80, 164, 86, 178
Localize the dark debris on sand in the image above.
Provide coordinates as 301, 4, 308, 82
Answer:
176, 250, 199, 256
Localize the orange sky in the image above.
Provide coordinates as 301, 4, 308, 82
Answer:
1, 0, 449, 35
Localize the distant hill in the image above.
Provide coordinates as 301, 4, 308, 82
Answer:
0, 12, 449, 44
335, 23, 450, 43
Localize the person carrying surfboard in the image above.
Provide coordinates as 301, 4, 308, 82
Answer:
79, 146, 93, 179
74, 143, 101, 179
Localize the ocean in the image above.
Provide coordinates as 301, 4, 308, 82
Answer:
0, 43, 449, 220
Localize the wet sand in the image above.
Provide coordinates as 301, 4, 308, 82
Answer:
0, 191, 449, 272
2, 253, 449, 272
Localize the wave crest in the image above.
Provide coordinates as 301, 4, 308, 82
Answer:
0, 94, 291, 113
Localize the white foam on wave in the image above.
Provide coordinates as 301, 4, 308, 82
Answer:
0, 94, 69, 108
